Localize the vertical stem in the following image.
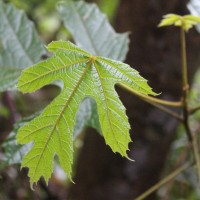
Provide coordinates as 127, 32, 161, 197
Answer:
181, 23, 188, 89
180, 20, 200, 182
180, 22, 192, 141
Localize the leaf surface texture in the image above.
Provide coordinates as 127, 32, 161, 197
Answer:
17, 41, 155, 186
57, 0, 130, 135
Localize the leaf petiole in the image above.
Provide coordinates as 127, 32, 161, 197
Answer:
119, 83, 183, 107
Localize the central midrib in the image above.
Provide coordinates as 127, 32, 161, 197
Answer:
31, 60, 92, 181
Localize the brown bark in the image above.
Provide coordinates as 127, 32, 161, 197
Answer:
68, 1, 200, 199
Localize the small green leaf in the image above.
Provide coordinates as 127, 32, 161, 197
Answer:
17, 41, 155, 187
158, 13, 200, 31
184, 15, 200, 23
158, 14, 180, 27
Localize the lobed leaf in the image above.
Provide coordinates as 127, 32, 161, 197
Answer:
17, 41, 155, 187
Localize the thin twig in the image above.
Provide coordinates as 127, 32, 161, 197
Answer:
135, 18, 200, 200
162, 143, 191, 200
189, 105, 200, 115
149, 102, 183, 121
135, 162, 192, 200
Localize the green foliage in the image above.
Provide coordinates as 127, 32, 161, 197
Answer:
158, 14, 200, 31
17, 41, 155, 187
98, 0, 120, 20
58, 0, 130, 139
0, 132, 32, 170
0, 1, 45, 91
0, 112, 40, 170
0, 0, 130, 177
57, 0, 129, 61
74, 98, 101, 138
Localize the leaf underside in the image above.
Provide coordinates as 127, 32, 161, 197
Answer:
0, 2, 45, 91
17, 41, 155, 187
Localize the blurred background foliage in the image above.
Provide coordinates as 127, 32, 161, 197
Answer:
1, 0, 200, 199
3, 0, 119, 42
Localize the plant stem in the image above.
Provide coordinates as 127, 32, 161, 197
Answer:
119, 83, 183, 107
135, 162, 192, 200
162, 143, 191, 200
189, 105, 200, 115
192, 134, 200, 182
180, 22, 191, 141
180, 20, 200, 182
150, 102, 183, 121
181, 22, 188, 89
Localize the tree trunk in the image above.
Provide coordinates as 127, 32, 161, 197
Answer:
68, 1, 200, 199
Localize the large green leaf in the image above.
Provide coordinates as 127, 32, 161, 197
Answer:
0, 2, 45, 91
17, 41, 155, 187
57, 0, 129, 136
